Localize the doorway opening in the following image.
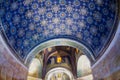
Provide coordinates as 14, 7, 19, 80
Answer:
27, 46, 93, 80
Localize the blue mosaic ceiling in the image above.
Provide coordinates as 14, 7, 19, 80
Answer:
0, 0, 117, 60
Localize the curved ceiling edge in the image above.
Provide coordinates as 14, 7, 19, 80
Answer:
0, 33, 27, 69
95, 0, 119, 60
0, 19, 24, 62
25, 39, 95, 66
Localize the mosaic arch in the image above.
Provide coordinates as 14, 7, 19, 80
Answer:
45, 67, 74, 80
25, 39, 94, 66
0, 0, 118, 61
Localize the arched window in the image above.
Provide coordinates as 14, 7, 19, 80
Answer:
77, 55, 93, 80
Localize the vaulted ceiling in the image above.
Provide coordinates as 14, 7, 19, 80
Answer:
0, 0, 118, 62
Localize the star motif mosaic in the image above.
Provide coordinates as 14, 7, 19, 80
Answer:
0, 0, 117, 60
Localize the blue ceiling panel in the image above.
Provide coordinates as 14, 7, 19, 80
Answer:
0, 0, 118, 60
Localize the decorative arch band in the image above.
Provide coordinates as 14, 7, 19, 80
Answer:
25, 39, 95, 66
